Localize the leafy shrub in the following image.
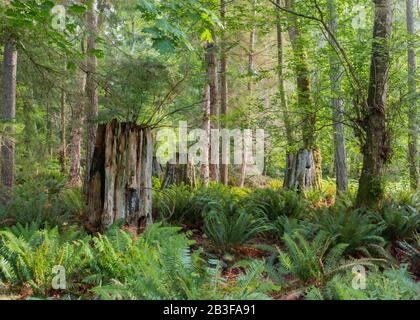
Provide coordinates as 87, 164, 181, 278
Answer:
313, 208, 386, 257
204, 203, 271, 251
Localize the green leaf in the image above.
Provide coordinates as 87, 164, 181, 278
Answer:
200, 29, 213, 42
68, 4, 87, 15
152, 38, 175, 54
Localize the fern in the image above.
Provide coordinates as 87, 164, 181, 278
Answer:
306, 266, 420, 300
204, 203, 271, 251
380, 203, 420, 241
313, 208, 386, 257
277, 231, 381, 284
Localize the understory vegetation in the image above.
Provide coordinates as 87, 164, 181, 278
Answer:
0, 0, 419, 302
0, 179, 418, 300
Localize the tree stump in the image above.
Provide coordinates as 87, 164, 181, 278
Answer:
161, 153, 197, 189
87, 120, 153, 233
284, 148, 322, 192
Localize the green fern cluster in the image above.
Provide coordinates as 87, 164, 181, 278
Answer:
313, 208, 386, 257
380, 203, 420, 241
204, 203, 271, 251
153, 185, 202, 224
85, 224, 272, 300
0, 222, 89, 294
0, 222, 275, 300
306, 266, 420, 300
244, 188, 309, 221
277, 231, 379, 284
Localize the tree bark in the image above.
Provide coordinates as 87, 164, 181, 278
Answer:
220, 0, 229, 186
327, 0, 348, 194
161, 153, 197, 189
201, 84, 211, 186
406, 0, 419, 190
284, 0, 321, 191
59, 88, 67, 173
87, 120, 154, 233
357, 0, 392, 208
238, 0, 257, 188
276, 0, 293, 146
284, 148, 322, 192
1, 35, 17, 201
206, 41, 219, 182
276, 0, 296, 189
69, 42, 86, 187
85, 0, 99, 194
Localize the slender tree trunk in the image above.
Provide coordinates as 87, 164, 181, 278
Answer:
276, 0, 292, 145
284, 0, 321, 191
327, 0, 348, 194
220, 0, 229, 185
59, 88, 67, 173
238, 0, 257, 188
201, 85, 211, 186
46, 102, 53, 158
206, 41, 219, 182
357, 0, 392, 208
69, 42, 86, 187
85, 0, 99, 194
1, 35, 17, 200
406, 0, 419, 190
276, 0, 295, 189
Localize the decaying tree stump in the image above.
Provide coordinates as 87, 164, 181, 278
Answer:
161, 153, 197, 189
284, 148, 322, 192
87, 120, 153, 232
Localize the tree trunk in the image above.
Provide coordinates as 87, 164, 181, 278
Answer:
238, 0, 257, 188
406, 0, 418, 190
201, 85, 211, 187
87, 120, 154, 233
59, 88, 67, 173
284, 0, 321, 191
1, 35, 17, 201
152, 156, 163, 178
284, 148, 322, 192
327, 0, 348, 194
276, 0, 293, 146
85, 0, 99, 194
161, 153, 196, 189
357, 0, 392, 208
220, 0, 229, 186
46, 102, 53, 158
276, 0, 295, 188
206, 41, 219, 182
69, 44, 86, 187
